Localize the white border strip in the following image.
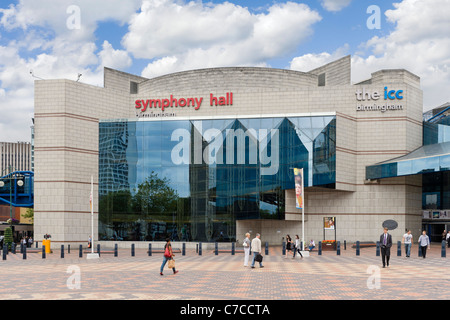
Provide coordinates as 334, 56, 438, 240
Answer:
100, 112, 336, 123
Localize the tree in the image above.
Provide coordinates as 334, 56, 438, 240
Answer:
4, 227, 13, 250
22, 207, 34, 223
131, 171, 178, 215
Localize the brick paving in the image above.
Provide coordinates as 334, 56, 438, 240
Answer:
0, 244, 449, 300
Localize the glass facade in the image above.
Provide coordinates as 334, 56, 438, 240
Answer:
99, 116, 336, 242
366, 142, 450, 180
366, 114, 450, 216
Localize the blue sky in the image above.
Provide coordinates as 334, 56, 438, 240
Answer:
1, 0, 450, 142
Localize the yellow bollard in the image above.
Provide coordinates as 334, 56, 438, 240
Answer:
42, 239, 51, 253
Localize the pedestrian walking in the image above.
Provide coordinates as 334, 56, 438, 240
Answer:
293, 235, 303, 258
442, 230, 447, 242
380, 227, 392, 268
251, 233, 264, 268
88, 235, 92, 249
285, 234, 292, 258
243, 233, 251, 267
418, 230, 430, 259
402, 230, 413, 258
447, 231, 450, 248
160, 238, 178, 275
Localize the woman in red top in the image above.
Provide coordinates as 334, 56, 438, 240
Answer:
160, 238, 179, 276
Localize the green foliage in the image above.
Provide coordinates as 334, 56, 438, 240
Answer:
98, 171, 179, 220
131, 171, 178, 214
4, 227, 13, 249
22, 207, 34, 223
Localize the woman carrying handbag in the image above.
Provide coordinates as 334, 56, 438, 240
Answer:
160, 238, 179, 276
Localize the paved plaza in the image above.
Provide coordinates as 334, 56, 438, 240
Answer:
0, 244, 448, 301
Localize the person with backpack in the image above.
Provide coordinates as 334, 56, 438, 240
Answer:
160, 238, 179, 276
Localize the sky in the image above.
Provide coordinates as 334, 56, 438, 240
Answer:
0, 0, 449, 142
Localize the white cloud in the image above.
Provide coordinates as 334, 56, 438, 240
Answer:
0, 0, 142, 142
136, 1, 322, 78
289, 44, 349, 71
290, 0, 450, 110
320, 0, 352, 12
98, 40, 132, 71
0, 0, 142, 40
123, 0, 255, 59
352, 0, 450, 109
0, 42, 103, 142
0, 86, 34, 142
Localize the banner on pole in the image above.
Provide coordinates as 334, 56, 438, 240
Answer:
324, 217, 336, 230
293, 168, 303, 209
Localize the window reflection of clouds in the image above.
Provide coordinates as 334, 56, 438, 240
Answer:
99, 116, 336, 242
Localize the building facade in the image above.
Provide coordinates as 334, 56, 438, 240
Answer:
33, 56, 425, 245
0, 142, 32, 174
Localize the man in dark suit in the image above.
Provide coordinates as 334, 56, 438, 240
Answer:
380, 227, 392, 268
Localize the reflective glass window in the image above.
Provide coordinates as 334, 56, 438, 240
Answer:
99, 116, 336, 242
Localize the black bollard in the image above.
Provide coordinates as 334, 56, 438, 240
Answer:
42, 245, 46, 259
79, 244, 83, 258
97, 244, 101, 257
68, 244, 70, 254
20, 242, 23, 254
337, 241, 341, 255
114, 243, 118, 257
182, 243, 186, 256
2, 245, 7, 260
376, 241, 380, 256
23, 245, 26, 260
356, 241, 360, 256
131, 244, 135, 257
442, 240, 446, 258
148, 243, 152, 256
397, 241, 401, 256
265, 242, 269, 255
231, 242, 235, 256
35, 241, 38, 249
318, 241, 322, 255
418, 243, 422, 257
199, 242, 202, 256
61, 245, 64, 258
344, 240, 347, 250
215, 242, 218, 255
282, 241, 286, 255
11, 243, 16, 254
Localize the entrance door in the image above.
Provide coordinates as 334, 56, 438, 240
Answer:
429, 224, 446, 242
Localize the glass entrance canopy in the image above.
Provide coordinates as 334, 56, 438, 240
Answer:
366, 141, 450, 180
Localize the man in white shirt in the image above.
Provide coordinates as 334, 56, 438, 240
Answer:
402, 230, 413, 258
251, 233, 264, 268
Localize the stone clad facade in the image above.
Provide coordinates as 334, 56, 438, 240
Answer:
33, 55, 423, 245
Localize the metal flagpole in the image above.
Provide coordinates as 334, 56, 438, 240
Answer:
91, 175, 94, 254
87, 175, 99, 259
301, 168, 305, 251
